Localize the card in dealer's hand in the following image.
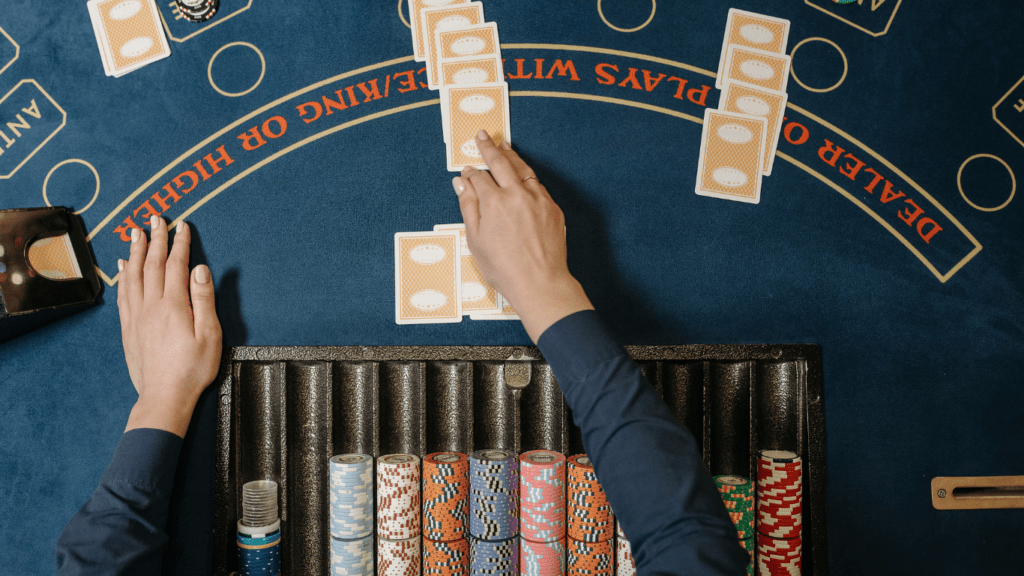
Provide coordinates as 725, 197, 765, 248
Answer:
410, 0, 470, 62
421, 2, 485, 89
716, 9, 791, 89
88, 0, 171, 77
719, 80, 788, 176
721, 45, 791, 94
395, 231, 463, 324
433, 224, 502, 315
695, 108, 768, 204
441, 82, 510, 171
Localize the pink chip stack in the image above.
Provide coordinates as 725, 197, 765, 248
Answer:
755, 450, 802, 576
519, 451, 567, 542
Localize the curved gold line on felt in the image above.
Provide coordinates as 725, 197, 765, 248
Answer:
597, 0, 657, 33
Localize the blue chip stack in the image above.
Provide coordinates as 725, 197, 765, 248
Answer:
330, 534, 374, 576
330, 454, 374, 540
469, 536, 519, 576
469, 450, 519, 541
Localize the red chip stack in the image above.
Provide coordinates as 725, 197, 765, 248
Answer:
755, 450, 802, 576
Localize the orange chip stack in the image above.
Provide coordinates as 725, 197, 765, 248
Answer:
567, 455, 614, 543
566, 538, 613, 576
423, 537, 469, 576
423, 452, 470, 541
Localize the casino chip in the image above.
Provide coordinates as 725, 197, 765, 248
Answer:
614, 521, 636, 576
469, 536, 519, 576
174, 0, 219, 23
377, 454, 422, 540
755, 450, 803, 575
566, 455, 614, 543
519, 450, 566, 543
520, 537, 565, 576
566, 538, 613, 576
715, 475, 755, 540
469, 450, 519, 541
424, 538, 469, 576
423, 453, 470, 542
330, 534, 373, 576
330, 454, 374, 540
380, 536, 421, 576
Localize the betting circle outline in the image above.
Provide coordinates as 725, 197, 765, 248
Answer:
958, 154, 1016, 212
207, 42, 266, 97
43, 159, 101, 215
597, 0, 656, 33
789, 37, 848, 94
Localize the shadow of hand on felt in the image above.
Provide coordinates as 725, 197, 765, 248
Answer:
529, 158, 680, 344
183, 226, 248, 347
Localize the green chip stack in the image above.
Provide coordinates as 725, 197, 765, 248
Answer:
714, 475, 755, 575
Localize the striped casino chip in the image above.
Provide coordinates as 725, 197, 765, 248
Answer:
520, 537, 565, 576
469, 450, 519, 541
614, 521, 636, 576
377, 454, 422, 540
423, 538, 469, 576
755, 450, 802, 541
330, 454, 374, 539
715, 475, 755, 540
566, 455, 614, 543
756, 533, 801, 576
519, 450, 566, 543
380, 536, 421, 576
741, 536, 755, 576
329, 534, 373, 576
423, 453, 470, 542
469, 536, 519, 576
566, 538, 613, 576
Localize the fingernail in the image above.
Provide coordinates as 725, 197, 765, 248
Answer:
117, 259, 124, 272
453, 177, 464, 195
195, 265, 210, 285
176, 221, 183, 234
477, 129, 488, 141
150, 215, 159, 228
499, 140, 511, 151
131, 228, 140, 243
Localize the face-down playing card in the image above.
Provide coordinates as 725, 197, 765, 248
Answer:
439, 55, 505, 89
441, 82, 510, 171
410, 0, 469, 62
394, 231, 463, 324
422, 2, 485, 89
721, 45, 791, 94
719, 80, 788, 176
89, 0, 171, 77
433, 224, 502, 314
716, 8, 791, 89
695, 109, 767, 204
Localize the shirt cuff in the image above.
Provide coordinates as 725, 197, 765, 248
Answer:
100, 428, 183, 490
537, 310, 627, 383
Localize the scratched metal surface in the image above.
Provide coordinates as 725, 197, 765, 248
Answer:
213, 344, 824, 575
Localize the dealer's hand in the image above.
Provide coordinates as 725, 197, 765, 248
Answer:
117, 216, 222, 438
453, 130, 594, 343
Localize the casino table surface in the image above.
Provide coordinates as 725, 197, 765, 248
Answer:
1, 0, 1022, 574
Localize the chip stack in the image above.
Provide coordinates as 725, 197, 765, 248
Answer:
380, 536, 421, 576
424, 453, 470, 541
715, 475, 755, 575
566, 539, 613, 576
331, 534, 374, 576
566, 455, 614, 543
519, 451, 566, 542
521, 538, 565, 576
469, 536, 519, 576
424, 538, 469, 576
378, 454, 421, 540
331, 455, 374, 539
614, 520, 635, 576
174, 0, 219, 23
756, 450, 803, 576
469, 450, 518, 541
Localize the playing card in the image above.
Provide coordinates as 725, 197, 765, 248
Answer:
719, 80, 788, 175
421, 2, 485, 89
89, 0, 171, 77
87, 1, 114, 75
439, 55, 505, 89
716, 9, 791, 89
442, 82, 510, 171
27, 234, 82, 280
470, 293, 519, 320
395, 231, 463, 324
410, 0, 469, 62
695, 108, 767, 204
721, 45, 791, 94
433, 224, 502, 314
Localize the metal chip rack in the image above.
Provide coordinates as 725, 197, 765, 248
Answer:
213, 344, 826, 576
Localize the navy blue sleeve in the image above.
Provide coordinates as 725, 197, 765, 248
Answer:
538, 310, 748, 576
56, 428, 183, 576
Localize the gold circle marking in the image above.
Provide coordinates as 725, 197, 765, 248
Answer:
957, 154, 1016, 212
43, 159, 100, 215
207, 42, 266, 98
790, 37, 848, 94
598, 0, 656, 33
398, 0, 410, 29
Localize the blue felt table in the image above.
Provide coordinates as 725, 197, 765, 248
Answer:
1, 1, 1022, 574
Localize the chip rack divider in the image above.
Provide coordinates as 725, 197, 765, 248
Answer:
213, 345, 825, 576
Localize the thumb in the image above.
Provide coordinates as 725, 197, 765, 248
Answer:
190, 265, 221, 342
453, 176, 480, 236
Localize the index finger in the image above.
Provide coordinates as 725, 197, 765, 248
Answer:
475, 130, 520, 190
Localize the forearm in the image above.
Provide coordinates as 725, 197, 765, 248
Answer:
125, 392, 199, 439
506, 274, 594, 344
